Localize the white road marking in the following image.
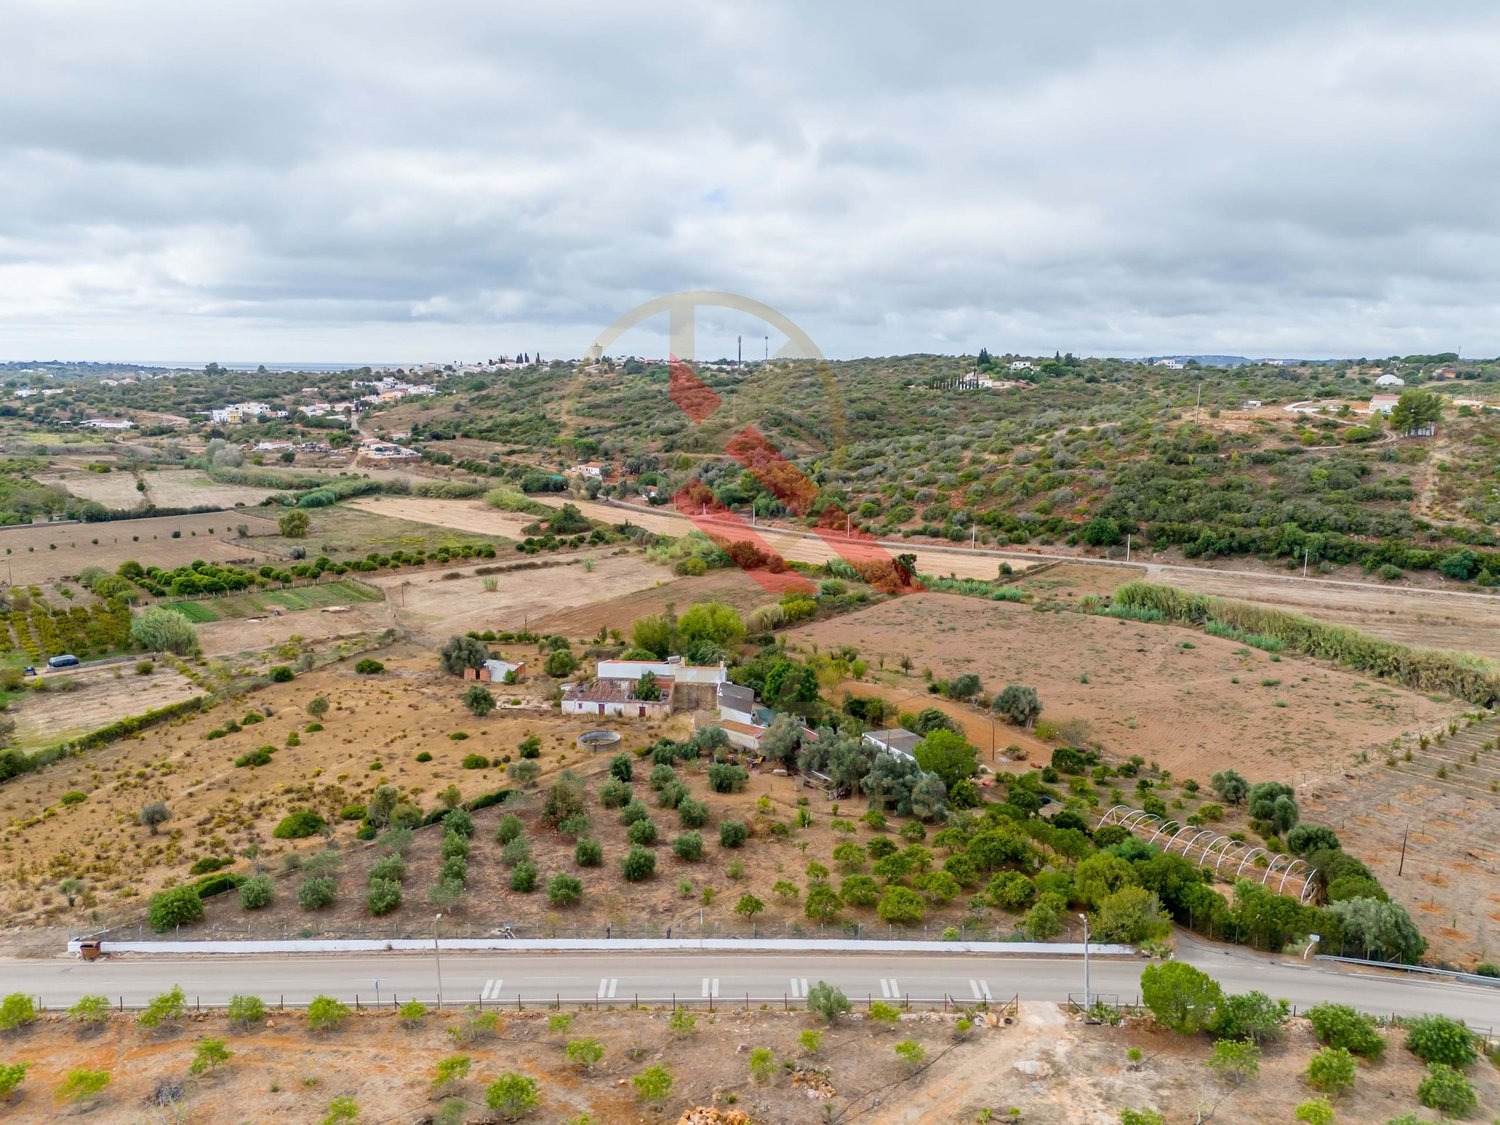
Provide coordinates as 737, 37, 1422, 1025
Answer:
879, 978, 899, 998
790, 978, 808, 998
480, 978, 503, 1001
597, 978, 618, 999
701, 977, 719, 998
969, 979, 991, 1001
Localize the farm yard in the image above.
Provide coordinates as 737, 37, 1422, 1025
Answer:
0, 650, 935, 944
782, 593, 1464, 784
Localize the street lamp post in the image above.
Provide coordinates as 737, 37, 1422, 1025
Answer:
433, 913, 444, 1010
1078, 913, 1091, 1012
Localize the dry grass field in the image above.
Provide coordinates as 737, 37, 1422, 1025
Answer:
0, 1002, 1490, 1124
364, 553, 671, 642
38, 468, 280, 511
783, 593, 1462, 785
6, 664, 200, 750
0, 512, 267, 588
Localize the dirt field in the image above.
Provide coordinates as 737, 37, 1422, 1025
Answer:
0, 1002, 1490, 1124
366, 553, 672, 642
257, 503, 512, 561
7, 663, 200, 749
1296, 713, 1500, 967
38, 468, 281, 511
348, 495, 544, 541
0, 512, 267, 587
195, 603, 393, 659
529, 567, 786, 639
782, 593, 1463, 785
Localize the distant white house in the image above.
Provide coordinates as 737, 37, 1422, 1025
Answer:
1008, 360, 1034, 371
1153, 358, 1185, 370
574, 462, 604, 480
80, 418, 133, 430
1375, 374, 1405, 387
862, 728, 921, 764
1242, 400, 1262, 409
464, 658, 526, 684
1369, 394, 1401, 414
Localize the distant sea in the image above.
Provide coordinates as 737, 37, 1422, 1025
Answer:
142, 362, 405, 373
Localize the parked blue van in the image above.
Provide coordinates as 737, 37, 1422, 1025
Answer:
46, 654, 80, 669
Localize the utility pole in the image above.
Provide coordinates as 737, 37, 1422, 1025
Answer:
1397, 825, 1409, 876
432, 913, 444, 1009
1125, 534, 1131, 563
1078, 913, 1091, 1011
1195, 381, 1203, 425
1303, 546, 1311, 579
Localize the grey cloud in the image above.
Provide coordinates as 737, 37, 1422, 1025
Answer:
4, 0, 1500, 359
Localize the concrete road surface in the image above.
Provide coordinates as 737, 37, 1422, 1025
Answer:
6, 948, 1496, 1026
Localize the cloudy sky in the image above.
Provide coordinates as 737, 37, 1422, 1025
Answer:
5, 1, 1500, 363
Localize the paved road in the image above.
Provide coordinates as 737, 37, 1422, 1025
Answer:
8, 948, 1496, 1025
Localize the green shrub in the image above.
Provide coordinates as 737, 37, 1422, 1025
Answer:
806, 981, 851, 1024
306, 995, 351, 1032
268, 665, 294, 682
1306, 1003, 1385, 1059
461, 753, 488, 769
239, 875, 274, 910
673, 831, 703, 861
548, 874, 583, 906
1416, 1063, 1476, 1116
566, 1037, 605, 1070
719, 820, 748, 848
367, 878, 402, 915
272, 809, 327, 839
0, 1061, 27, 1099
575, 838, 603, 867
0, 993, 36, 1031
678, 798, 709, 828
485, 1073, 540, 1116
299, 875, 337, 910
67, 994, 110, 1026
627, 818, 659, 846
138, 985, 185, 1029
56, 1068, 109, 1104
1305, 1046, 1356, 1095
147, 885, 204, 932
1405, 1014, 1478, 1069
354, 658, 385, 674
621, 844, 656, 881
509, 861, 538, 892
189, 1036, 232, 1076
226, 994, 266, 1030
495, 814, 524, 844
632, 1064, 673, 1102
232, 743, 278, 768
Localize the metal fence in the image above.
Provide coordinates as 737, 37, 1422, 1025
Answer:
78, 919, 1067, 945
30, 991, 1019, 1017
